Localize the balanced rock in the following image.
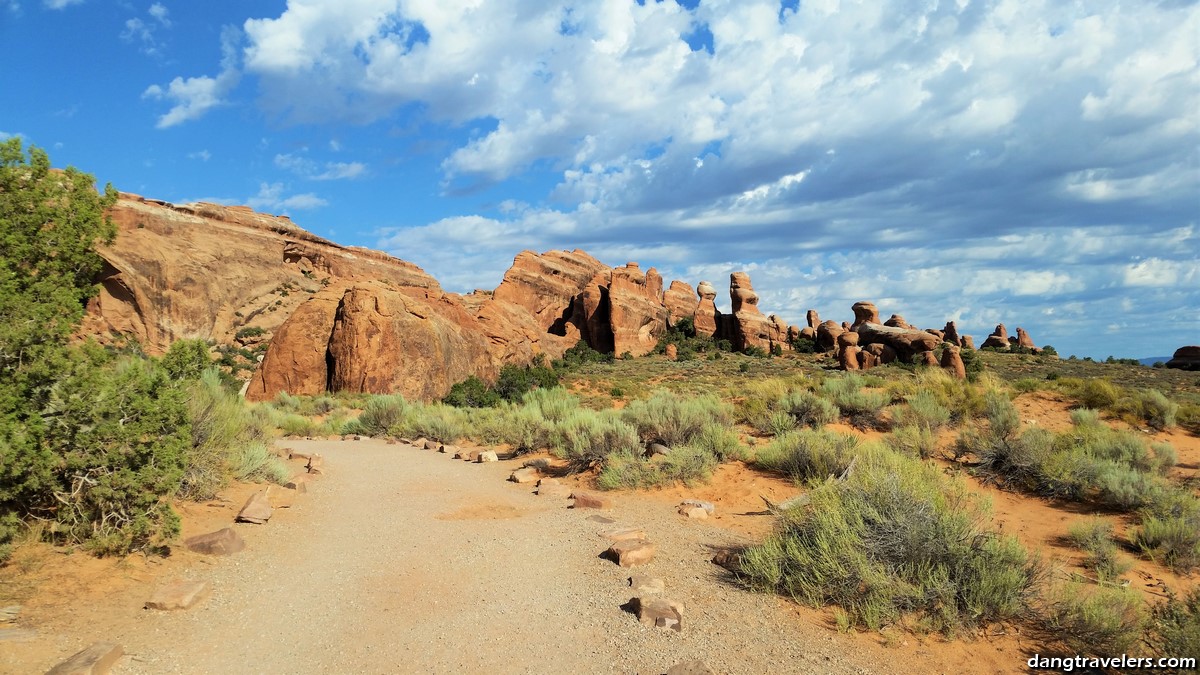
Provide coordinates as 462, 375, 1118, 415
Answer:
850, 301, 880, 330
693, 281, 720, 338
729, 272, 774, 352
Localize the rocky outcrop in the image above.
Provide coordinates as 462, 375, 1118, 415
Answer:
856, 323, 940, 361
940, 345, 966, 379
80, 193, 438, 355
1015, 327, 1040, 353
1166, 346, 1200, 371
491, 249, 608, 337
806, 310, 820, 329
608, 264, 669, 358
664, 281, 699, 327
943, 321, 961, 347
693, 281, 720, 338
884, 314, 911, 329
816, 320, 844, 352
729, 272, 771, 352
850, 302, 880, 330
244, 287, 343, 399
981, 324, 1010, 350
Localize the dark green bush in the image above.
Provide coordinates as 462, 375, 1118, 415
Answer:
443, 376, 502, 408
160, 338, 213, 381
1148, 588, 1200, 659
494, 363, 559, 401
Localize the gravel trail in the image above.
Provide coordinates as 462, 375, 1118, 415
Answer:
10, 439, 908, 674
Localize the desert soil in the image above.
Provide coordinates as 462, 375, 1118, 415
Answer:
0, 438, 1042, 675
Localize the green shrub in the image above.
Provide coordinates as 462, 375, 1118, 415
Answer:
821, 376, 889, 430
494, 363, 559, 401
754, 430, 861, 482
278, 414, 322, 438
1071, 379, 1122, 410
272, 391, 302, 413
596, 450, 659, 490
1148, 588, 1200, 660
1042, 584, 1146, 656
1113, 389, 1179, 431
741, 447, 1040, 634
554, 341, 613, 370
346, 394, 408, 437
521, 387, 581, 423
160, 339, 213, 381
552, 410, 640, 472
38, 351, 189, 554
886, 425, 938, 459
393, 402, 468, 443
443, 376, 501, 408
1067, 518, 1131, 581
1135, 512, 1200, 572
182, 369, 270, 499
893, 390, 951, 432
231, 441, 291, 485
1152, 442, 1178, 475
235, 326, 265, 339
777, 390, 838, 429
621, 390, 731, 447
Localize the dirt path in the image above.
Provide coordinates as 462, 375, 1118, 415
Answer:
4, 440, 1031, 674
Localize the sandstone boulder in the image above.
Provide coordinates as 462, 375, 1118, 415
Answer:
236, 492, 273, 524
145, 580, 210, 611
510, 467, 540, 484
608, 539, 656, 567
850, 302, 880, 330
667, 660, 715, 675
862, 342, 897, 364
478, 450, 498, 463
629, 596, 684, 631
839, 345, 861, 371
884, 314, 911, 329
981, 324, 1010, 350
816, 320, 844, 352
571, 491, 612, 509
729, 272, 773, 352
665, 344, 677, 360
918, 350, 938, 366
536, 478, 573, 498
962, 335, 976, 350
1015, 327, 1040, 353
629, 574, 665, 594
941, 344, 966, 379
856, 323, 940, 361
46, 642, 124, 675
806, 309, 820, 329
603, 527, 649, 542
184, 528, 245, 556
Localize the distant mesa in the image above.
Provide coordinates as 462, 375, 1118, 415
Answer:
1165, 346, 1200, 371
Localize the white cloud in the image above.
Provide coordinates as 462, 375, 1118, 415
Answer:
42, 0, 82, 8
144, 26, 240, 127
148, 2, 169, 26
187, 149, 211, 161
274, 153, 366, 180
246, 182, 328, 213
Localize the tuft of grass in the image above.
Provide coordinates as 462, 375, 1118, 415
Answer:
1042, 583, 1146, 656
1148, 587, 1200, 659
552, 410, 640, 472
181, 369, 271, 500
741, 447, 1041, 634
621, 390, 732, 447
1067, 518, 1131, 582
892, 390, 952, 433
754, 429, 861, 482
821, 375, 890, 430
230, 441, 291, 485
886, 425, 938, 459
344, 394, 408, 437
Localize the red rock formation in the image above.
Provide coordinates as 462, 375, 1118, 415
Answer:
962, 335, 976, 350
816, 320, 844, 352
850, 302, 880, 331
1015, 327, 1040, 353
981, 324, 1010, 350
806, 310, 820, 329
608, 263, 669, 358
839, 345, 861, 371
728, 272, 787, 352
491, 249, 608, 337
1166, 346, 1200, 371
80, 193, 438, 355
943, 321, 961, 346
940, 345, 966, 379
664, 280, 698, 328
884, 314, 911, 329
857, 323, 938, 361
244, 286, 344, 399
693, 281, 720, 338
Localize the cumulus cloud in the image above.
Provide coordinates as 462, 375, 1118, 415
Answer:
246, 182, 328, 213
144, 26, 241, 128
190, 0, 1197, 356
42, 0, 82, 8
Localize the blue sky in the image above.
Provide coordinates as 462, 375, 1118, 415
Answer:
2, 0, 1197, 359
